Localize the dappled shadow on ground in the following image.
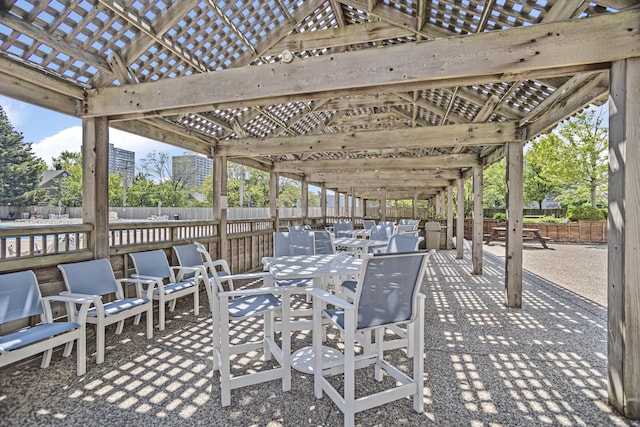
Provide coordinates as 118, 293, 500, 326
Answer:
0, 251, 635, 426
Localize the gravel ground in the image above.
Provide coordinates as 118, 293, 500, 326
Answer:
483, 241, 608, 306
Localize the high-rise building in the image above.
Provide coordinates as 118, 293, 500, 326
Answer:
172, 152, 212, 187
108, 143, 135, 180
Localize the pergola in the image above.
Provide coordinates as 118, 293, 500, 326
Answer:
0, 0, 638, 418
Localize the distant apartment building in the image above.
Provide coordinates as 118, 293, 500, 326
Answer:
172, 152, 212, 187
108, 143, 135, 180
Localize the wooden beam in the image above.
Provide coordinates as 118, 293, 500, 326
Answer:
85, 9, 640, 118
266, 21, 413, 56
525, 72, 609, 138
216, 122, 517, 157
305, 169, 462, 182
272, 154, 480, 173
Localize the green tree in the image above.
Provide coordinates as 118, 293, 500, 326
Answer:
524, 143, 559, 210
482, 158, 506, 209
52, 151, 83, 207
529, 110, 608, 208
0, 106, 47, 206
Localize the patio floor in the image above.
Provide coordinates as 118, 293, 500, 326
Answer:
1, 249, 637, 426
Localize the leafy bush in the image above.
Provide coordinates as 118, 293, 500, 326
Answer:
493, 213, 506, 222
567, 205, 606, 221
600, 209, 608, 220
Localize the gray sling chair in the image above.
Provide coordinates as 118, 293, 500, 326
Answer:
58, 258, 154, 364
128, 249, 202, 331
192, 242, 292, 406
308, 250, 433, 426
0, 270, 93, 376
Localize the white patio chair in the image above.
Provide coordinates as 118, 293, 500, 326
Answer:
274, 231, 316, 256
58, 258, 154, 364
313, 230, 336, 255
0, 270, 92, 376
129, 249, 202, 331
362, 219, 376, 230
196, 244, 292, 406
333, 220, 354, 238
287, 225, 311, 231
309, 251, 432, 426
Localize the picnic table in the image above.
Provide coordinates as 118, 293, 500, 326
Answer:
484, 226, 550, 249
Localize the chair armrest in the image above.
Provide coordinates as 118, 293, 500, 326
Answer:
170, 265, 201, 281
225, 271, 274, 286
42, 295, 94, 324
220, 286, 297, 298
308, 288, 354, 310
121, 276, 159, 299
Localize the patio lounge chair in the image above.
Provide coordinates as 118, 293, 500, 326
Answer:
58, 258, 154, 364
129, 249, 202, 331
309, 251, 432, 426
0, 270, 92, 376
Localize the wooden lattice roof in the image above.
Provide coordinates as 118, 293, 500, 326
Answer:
1, 0, 638, 199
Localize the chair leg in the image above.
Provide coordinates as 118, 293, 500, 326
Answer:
263, 312, 273, 361
343, 310, 356, 427
40, 349, 53, 369
169, 299, 177, 312
115, 320, 124, 334
193, 288, 200, 316
96, 323, 105, 364
219, 297, 231, 407
62, 341, 74, 357
413, 295, 425, 413
77, 332, 86, 376
146, 307, 153, 339
158, 297, 166, 331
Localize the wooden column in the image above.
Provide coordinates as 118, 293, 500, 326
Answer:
214, 155, 228, 260
321, 182, 327, 227
82, 117, 109, 259
446, 184, 453, 250
608, 57, 640, 420
380, 187, 387, 221
412, 194, 418, 219
456, 177, 465, 260
350, 187, 356, 223
270, 171, 279, 231
301, 175, 309, 223
505, 140, 524, 308
471, 165, 483, 275
335, 189, 341, 218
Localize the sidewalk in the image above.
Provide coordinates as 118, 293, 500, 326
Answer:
484, 241, 608, 306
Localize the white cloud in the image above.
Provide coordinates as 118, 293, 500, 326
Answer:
33, 126, 83, 166
32, 126, 183, 167
0, 96, 29, 128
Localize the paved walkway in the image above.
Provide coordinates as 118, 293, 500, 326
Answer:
0, 247, 636, 426
484, 241, 608, 306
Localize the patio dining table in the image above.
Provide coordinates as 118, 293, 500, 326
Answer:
261, 252, 363, 373
333, 237, 388, 253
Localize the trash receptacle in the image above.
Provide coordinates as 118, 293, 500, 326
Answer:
173, 214, 180, 220
425, 222, 441, 250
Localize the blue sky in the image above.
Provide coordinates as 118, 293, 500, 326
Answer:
0, 96, 185, 167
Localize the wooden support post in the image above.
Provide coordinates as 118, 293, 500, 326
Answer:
380, 187, 387, 221
412, 194, 418, 219
456, 177, 465, 260
270, 171, 279, 231
350, 187, 356, 223
608, 57, 640, 420
214, 155, 228, 261
321, 183, 327, 227
472, 165, 483, 275
335, 189, 341, 218
505, 140, 524, 308
301, 175, 309, 223
82, 117, 109, 260
446, 184, 453, 250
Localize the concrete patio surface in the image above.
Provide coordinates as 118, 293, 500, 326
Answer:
1, 246, 637, 427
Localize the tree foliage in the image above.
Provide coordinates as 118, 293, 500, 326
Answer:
527, 110, 608, 208
482, 158, 506, 209
0, 106, 46, 206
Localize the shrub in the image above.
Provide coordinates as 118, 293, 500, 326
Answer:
567, 205, 606, 221
493, 213, 506, 222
